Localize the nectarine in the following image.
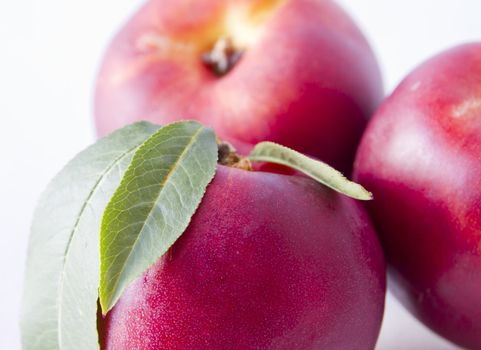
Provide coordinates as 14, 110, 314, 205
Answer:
354, 43, 481, 349
100, 165, 386, 349
94, 0, 383, 174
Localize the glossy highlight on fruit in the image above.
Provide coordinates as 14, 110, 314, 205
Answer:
100, 165, 386, 350
94, 0, 383, 174
354, 43, 481, 349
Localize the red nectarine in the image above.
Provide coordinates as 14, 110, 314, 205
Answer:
94, 0, 383, 174
100, 165, 386, 349
354, 43, 481, 349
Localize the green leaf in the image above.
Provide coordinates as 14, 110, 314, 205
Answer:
99, 121, 218, 313
21, 122, 160, 350
248, 141, 372, 201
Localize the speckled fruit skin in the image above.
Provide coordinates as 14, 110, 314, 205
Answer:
353, 43, 481, 349
100, 165, 386, 350
94, 0, 383, 174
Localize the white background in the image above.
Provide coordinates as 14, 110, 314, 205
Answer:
1, 1, 480, 349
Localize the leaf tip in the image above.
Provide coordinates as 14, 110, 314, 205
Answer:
358, 189, 374, 201
98, 287, 113, 316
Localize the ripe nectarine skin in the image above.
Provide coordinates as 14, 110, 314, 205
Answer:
354, 43, 481, 349
100, 165, 385, 350
94, 0, 383, 174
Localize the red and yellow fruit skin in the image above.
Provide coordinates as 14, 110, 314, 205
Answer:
94, 0, 383, 174
100, 165, 386, 350
354, 43, 481, 349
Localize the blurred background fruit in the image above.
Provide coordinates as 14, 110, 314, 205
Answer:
354, 43, 481, 349
94, 0, 383, 175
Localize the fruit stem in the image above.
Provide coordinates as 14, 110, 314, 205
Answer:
202, 37, 243, 76
218, 141, 252, 170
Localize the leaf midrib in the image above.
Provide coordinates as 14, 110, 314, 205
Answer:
56, 143, 142, 348
103, 126, 204, 311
